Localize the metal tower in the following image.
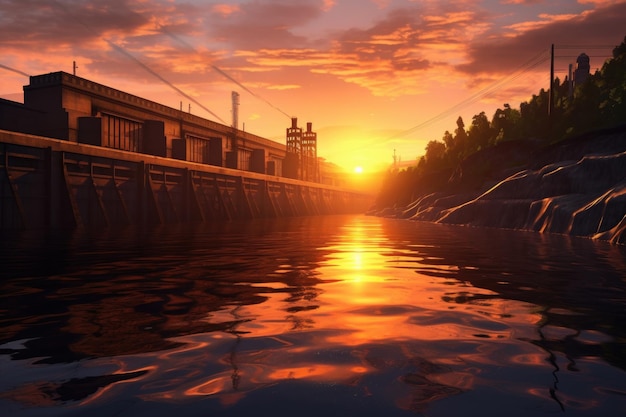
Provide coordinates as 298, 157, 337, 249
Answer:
285, 117, 302, 179
301, 122, 318, 182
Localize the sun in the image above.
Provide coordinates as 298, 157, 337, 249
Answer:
354, 166, 363, 174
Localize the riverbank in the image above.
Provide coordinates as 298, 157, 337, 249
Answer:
370, 124, 626, 244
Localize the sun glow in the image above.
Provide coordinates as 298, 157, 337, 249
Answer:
354, 166, 363, 174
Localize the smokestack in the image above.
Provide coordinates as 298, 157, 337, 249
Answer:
291, 117, 298, 128
307, 122, 312, 132
231, 91, 240, 130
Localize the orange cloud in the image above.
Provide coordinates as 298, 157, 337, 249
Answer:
2, 0, 625, 168
211, 4, 241, 17
322, 0, 337, 12
266, 84, 301, 91
504, 12, 589, 33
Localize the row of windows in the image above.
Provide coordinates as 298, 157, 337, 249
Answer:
102, 113, 142, 152
187, 135, 211, 164
99, 117, 282, 176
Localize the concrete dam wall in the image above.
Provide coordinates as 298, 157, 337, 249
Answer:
1, 131, 371, 230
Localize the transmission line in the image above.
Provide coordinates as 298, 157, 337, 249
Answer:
157, 24, 292, 120
104, 40, 227, 123
388, 48, 551, 140
50, 0, 227, 124
0, 64, 30, 77
556, 44, 615, 49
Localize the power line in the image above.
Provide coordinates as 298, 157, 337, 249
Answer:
0, 64, 30, 78
388, 41, 620, 142
556, 44, 615, 49
210, 65, 292, 120
555, 55, 613, 59
104, 40, 227, 123
50, 0, 227, 124
388, 48, 551, 140
157, 24, 292, 120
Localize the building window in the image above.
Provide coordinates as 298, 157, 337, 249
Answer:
268, 155, 282, 176
102, 113, 142, 152
186, 135, 211, 164
238, 149, 251, 171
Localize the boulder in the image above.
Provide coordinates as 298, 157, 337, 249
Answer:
392, 125, 626, 244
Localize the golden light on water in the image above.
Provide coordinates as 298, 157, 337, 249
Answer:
147, 217, 545, 405
31, 217, 547, 411
4, 215, 620, 414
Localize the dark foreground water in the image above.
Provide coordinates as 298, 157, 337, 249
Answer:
1, 215, 625, 417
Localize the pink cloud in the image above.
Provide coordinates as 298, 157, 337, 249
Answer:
371, 0, 392, 8
501, 0, 545, 4
3, 0, 624, 117
205, 1, 324, 50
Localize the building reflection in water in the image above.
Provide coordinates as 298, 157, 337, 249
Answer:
1, 215, 625, 415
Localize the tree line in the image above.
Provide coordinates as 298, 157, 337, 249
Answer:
376, 36, 626, 208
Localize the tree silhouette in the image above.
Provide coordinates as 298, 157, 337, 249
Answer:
491, 104, 521, 143
375, 36, 626, 210
424, 140, 446, 167
468, 112, 493, 152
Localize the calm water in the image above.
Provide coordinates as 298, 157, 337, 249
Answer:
1, 215, 625, 416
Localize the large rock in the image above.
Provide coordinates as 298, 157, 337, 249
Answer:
399, 125, 626, 244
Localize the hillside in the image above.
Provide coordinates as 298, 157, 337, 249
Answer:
372, 124, 626, 244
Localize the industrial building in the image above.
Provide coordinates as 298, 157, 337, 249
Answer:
0, 71, 331, 184
0, 71, 369, 229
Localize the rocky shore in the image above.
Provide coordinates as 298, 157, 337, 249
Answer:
373, 124, 626, 244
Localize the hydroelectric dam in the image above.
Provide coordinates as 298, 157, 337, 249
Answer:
0, 72, 372, 230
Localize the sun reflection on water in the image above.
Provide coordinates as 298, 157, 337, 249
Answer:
1, 215, 625, 416
158, 216, 547, 408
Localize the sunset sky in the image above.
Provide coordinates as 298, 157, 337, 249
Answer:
1, 0, 624, 172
